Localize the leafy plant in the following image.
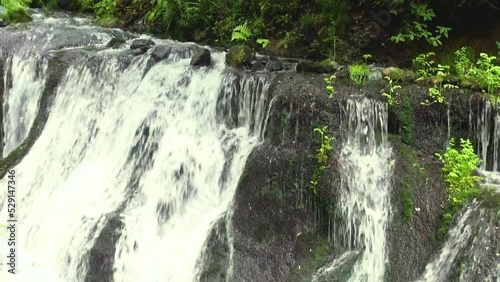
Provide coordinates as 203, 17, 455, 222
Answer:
382, 76, 401, 106
454, 47, 473, 76
471, 53, 500, 94
1, 0, 32, 22
349, 63, 370, 85
390, 3, 451, 47
422, 64, 457, 105
310, 126, 334, 193
435, 138, 482, 209
413, 52, 436, 78
256, 38, 270, 48
362, 53, 372, 64
324, 75, 336, 98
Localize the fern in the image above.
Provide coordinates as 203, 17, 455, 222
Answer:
256, 38, 270, 48
231, 23, 252, 42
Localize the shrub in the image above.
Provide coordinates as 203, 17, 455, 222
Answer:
349, 63, 370, 85
435, 138, 482, 210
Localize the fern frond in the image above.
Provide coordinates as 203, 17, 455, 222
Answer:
231, 23, 252, 42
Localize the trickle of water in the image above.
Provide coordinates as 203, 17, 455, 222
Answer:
335, 97, 393, 282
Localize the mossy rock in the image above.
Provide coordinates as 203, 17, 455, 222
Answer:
382, 67, 405, 81
225, 45, 255, 68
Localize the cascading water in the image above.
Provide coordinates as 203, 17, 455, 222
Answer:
2, 55, 47, 156
0, 16, 270, 282
334, 97, 393, 281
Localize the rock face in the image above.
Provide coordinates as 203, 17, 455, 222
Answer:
200, 75, 477, 281
225, 45, 255, 68
190, 47, 211, 67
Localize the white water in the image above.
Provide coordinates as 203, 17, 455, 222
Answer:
2, 55, 47, 156
415, 205, 475, 282
473, 98, 500, 172
0, 42, 269, 281
336, 97, 393, 282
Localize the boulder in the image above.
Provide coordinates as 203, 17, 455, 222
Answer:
265, 56, 283, 71
251, 60, 265, 72
225, 45, 255, 68
106, 37, 126, 49
190, 47, 211, 67
130, 39, 155, 51
151, 45, 171, 63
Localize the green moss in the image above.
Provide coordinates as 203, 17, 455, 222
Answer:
401, 185, 414, 222
393, 93, 416, 145
290, 233, 335, 282
225, 45, 255, 68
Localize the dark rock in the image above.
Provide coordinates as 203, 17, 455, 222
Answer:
250, 60, 265, 72
106, 37, 126, 49
151, 45, 171, 62
190, 47, 211, 67
225, 45, 255, 68
130, 39, 155, 51
0, 19, 7, 28
296, 61, 335, 74
265, 56, 283, 71
57, 0, 72, 8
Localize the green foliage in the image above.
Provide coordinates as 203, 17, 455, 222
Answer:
471, 53, 500, 94
435, 138, 482, 210
454, 47, 473, 77
382, 76, 401, 106
349, 63, 370, 85
256, 38, 270, 48
362, 53, 372, 64
324, 75, 336, 98
231, 23, 252, 42
413, 52, 436, 78
1, 0, 32, 22
390, 3, 451, 47
310, 126, 334, 193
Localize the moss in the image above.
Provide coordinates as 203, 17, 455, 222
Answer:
290, 232, 335, 282
401, 185, 414, 222
393, 93, 416, 145
225, 45, 255, 68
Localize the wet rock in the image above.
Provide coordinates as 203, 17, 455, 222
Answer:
265, 56, 283, 71
106, 37, 126, 49
130, 38, 155, 51
57, 0, 72, 8
296, 61, 335, 74
368, 68, 383, 81
0, 19, 7, 28
225, 45, 255, 68
251, 60, 265, 72
190, 47, 211, 67
151, 45, 171, 62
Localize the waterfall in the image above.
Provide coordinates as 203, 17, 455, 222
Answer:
472, 98, 500, 172
335, 97, 393, 281
416, 97, 500, 282
415, 202, 499, 282
0, 17, 270, 282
